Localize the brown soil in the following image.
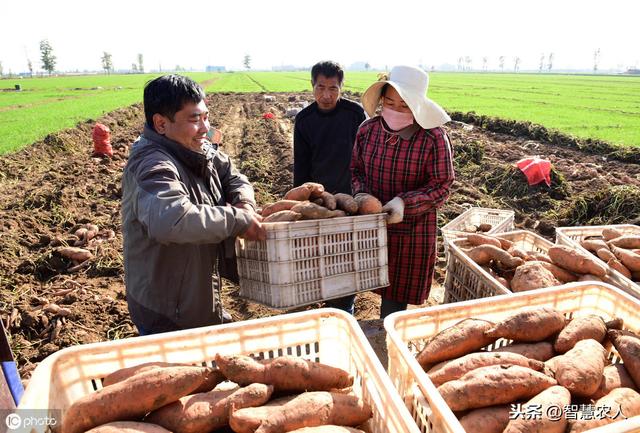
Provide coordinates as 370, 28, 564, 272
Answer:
1, 92, 639, 381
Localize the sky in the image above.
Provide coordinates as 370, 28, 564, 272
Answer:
1, 0, 639, 74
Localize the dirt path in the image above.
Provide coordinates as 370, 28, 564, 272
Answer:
1, 93, 639, 380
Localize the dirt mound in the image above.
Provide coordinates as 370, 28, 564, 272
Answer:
2, 93, 640, 380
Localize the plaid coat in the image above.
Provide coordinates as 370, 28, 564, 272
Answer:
351, 117, 455, 304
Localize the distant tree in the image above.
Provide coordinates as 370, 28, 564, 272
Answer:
175, 65, 183, 72
464, 56, 472, 71
547, 53, 554, 72
482, 57, 488, 71
457, 56, 464, 70
364, 62, 370, 71
39, 39, 56, 75
0, 61, 3, 76
131, 63, 138, 72
27, 60, 33, 77
539, 53, 545, 72
243, 54, 251, 70
593, 48, 600, 72
137, 53, 144, 72
499, 56, 505, 72
101, 52, 113, 74
514, 56, 521, 72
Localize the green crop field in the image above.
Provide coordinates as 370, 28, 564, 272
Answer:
1, 71, 639, 154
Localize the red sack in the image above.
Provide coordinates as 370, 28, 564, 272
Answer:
92, 123, 113, 157
516, 157, 551, 186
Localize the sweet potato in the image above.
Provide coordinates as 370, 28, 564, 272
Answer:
508, 246, 530, 261
548, 245, 607, 277
229, 396, 297, 433
56, 246, 93, 262
261, 200, 303, 218
544, 355, 564, 377
146, 383, 273, 433
535, 260, 578, 283
334, 193, 358, 214
590, 364, 637, 399
62, 366, 213, 433
607, 258, 632, 278
302, 182, 325, 198
608, 329, 640, 388
85, 422, 172, 433
416, 318, 497, 367
555, 339, 607, 397
608, 235, 640, 249
580, 239, 610, 253
253, 392, 372, 433
291, 202, 338, 220
427, 351, 545, 387
493, 342, 555, 361
611, 245, 640, 272
527, 251, 552, 263
284, 186, 312, 201
319, 191, 337, 210
103, 363, 224, 393
554, 315, 608, 353
466, 244, 524, 268
466, 233, 502, 248
354, 193, 382, 215
263, 210, 303, 223
287, 427, 365, 433
478, 223, 493, 232
602, 227, 623, 241
459, 405, 511, 433
503, 386, 571, 433
330, 210, 347, 218
485, 307, 566, 342
313, 198, 324, 206
437, 364, 557, 411
596, 247, 616, 262
633, 271, 640, 280
497, 237, 514, 250
510, 262, 561, 292
567, 387, 640, 432
214, 354, 353, 392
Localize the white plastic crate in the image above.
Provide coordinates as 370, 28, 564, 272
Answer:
556, 224, 640, 300
444, 230, 551, 303
385, 282, 640, 433
441, 207, 515, 247
18, 309, 420, 433
236, 214, 389, 309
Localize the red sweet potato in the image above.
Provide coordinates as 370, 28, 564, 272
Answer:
555, 339, 607, 397
85, 422, 172, 433
548, 245, 607, 277
608, 329, 640, 388
503, 386, 571, 433
553, 315, 608, 353
459, 405, 511, 433
493, 342, 555, 361
485, 307, 566, 342
590, 364, 637, 400
567, 388, 640, 432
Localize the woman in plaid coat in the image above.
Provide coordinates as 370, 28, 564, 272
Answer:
351, 66, 455, 318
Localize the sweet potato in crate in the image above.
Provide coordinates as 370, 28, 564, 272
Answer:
444, 230, 550, 302
236, 214, 388, 309
556, 224, 640, 299
384, 282, 640, 433
19, 309, 419, 433
440, 207, 515, 252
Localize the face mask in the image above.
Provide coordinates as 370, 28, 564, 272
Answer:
381, 107, 414, 131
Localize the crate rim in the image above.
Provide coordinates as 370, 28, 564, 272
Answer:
441, 207, 514, 230
384, 281, 640, 433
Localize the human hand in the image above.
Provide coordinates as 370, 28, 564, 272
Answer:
239, 214, 267, 241
382, 197, 404, 224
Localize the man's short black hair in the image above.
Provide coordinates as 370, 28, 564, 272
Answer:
311, 61, 344, 86
143, 74, 206, 128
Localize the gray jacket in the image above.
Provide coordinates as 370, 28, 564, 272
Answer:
121, 126, 255, 332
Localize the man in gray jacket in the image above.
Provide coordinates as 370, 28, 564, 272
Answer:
121, 75, 265, 335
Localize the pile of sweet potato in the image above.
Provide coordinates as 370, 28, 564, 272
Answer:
61, 355, 372, 433
461, 233, 613, 292
577, 227, 640, 283
259, 182, 382, 223
415, 306, 640, 432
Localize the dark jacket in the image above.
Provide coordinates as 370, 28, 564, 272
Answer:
293, 98, 365, 194
121, 126, 255, 332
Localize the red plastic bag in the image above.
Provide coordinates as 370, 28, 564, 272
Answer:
516, 157, 551, 186
262, 112, 275, 119
92, 123, 113, 157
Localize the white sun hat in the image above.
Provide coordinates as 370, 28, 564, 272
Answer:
361, 65, 450, 129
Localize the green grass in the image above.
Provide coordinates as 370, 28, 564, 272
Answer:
2, 71, 640, 154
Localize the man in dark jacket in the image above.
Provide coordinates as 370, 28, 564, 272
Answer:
122, 75, 265, 335
293, 61, 366, 314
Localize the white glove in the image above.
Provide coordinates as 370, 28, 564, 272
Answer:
382, 197, 404, 224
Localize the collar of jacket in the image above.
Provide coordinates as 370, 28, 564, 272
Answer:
142, 125, 216, 178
